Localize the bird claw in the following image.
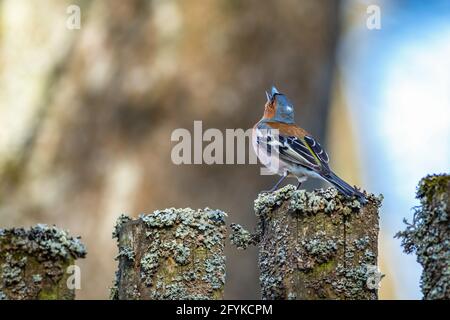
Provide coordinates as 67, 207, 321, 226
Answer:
261, 173, 289, 194
261, 187, 278, 194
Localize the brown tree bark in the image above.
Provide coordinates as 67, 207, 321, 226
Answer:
0, 225, 86, 300
232, 185, 382, 300
112, 208, 227, 300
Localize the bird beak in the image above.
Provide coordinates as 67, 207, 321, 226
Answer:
271, 86, 279, 96
265, 91, 271, 102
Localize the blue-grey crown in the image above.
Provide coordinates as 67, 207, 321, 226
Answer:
265, 86, 295, 124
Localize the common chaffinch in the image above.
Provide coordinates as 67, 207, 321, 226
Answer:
252, 86, 366, 203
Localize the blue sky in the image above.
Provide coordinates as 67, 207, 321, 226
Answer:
340, 0, 450, 298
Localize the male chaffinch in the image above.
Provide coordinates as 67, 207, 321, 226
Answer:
253, 86, 366, 203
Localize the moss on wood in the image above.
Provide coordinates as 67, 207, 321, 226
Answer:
0, 224, 86, 300
396, 174, 450, 300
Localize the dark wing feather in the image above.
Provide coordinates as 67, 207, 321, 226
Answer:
255, 126, 330, 171
279, 136, 319, 167
304, 135, 330, 168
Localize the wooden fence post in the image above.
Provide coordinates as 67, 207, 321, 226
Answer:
111, 208, 227, 300
0, 224, 86, 300
231, 185, 382, 300
396, 174, 450, 300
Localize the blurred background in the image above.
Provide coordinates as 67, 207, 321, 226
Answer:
0, 0, 449, 299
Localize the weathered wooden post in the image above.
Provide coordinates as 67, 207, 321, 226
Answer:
231, 185, 382, 300
111, 208, 227, 300
396, 174, 450, 300
0, 224, 86, 300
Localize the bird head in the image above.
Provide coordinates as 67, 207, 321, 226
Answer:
263, 86, 295, 124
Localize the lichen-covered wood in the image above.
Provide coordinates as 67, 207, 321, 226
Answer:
111, 208, 227, 300
231, 185, 382, 300
0, 224, 87, 300
396, 174, 450, 300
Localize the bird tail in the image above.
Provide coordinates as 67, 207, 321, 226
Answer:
322, 171, 367, 204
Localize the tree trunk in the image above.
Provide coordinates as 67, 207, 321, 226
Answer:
0, 225, 86, 300
232, 185, 382, 300
396, 174, 450, 300
111, 208, 227, 300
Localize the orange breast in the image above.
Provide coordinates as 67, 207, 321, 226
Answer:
263, 101, 276, 119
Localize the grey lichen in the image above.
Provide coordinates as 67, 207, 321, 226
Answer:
301, 231, 338, 264
332, 263, 373, 298
203, 255, 226, 290
288, 187, 373, 215
109, 271, 120, 300
0, 224, 86, 300
140, 209, 178, 227
0, 224, 86, 261
32, 274, 42, 283
112, 214, 131, 239
253, 185, 379, 218
160, 240, 191, 265
396, 174, 449, 300
112, 207, 227, 300
139, 238, 160, 287
116, 246, 135, 262
1, 254, 26, 286
229, 223, 258, 250
254, 185, 297, 217
354, 236, 370, 250
173, 243, 191, 265
329, 230, 379, 298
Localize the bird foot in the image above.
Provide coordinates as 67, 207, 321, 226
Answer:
261, 184, 282, 193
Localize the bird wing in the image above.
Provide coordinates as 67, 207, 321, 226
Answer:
280, 135, 330, 171
255, 122, 330, 172
303, 135, 330, 167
